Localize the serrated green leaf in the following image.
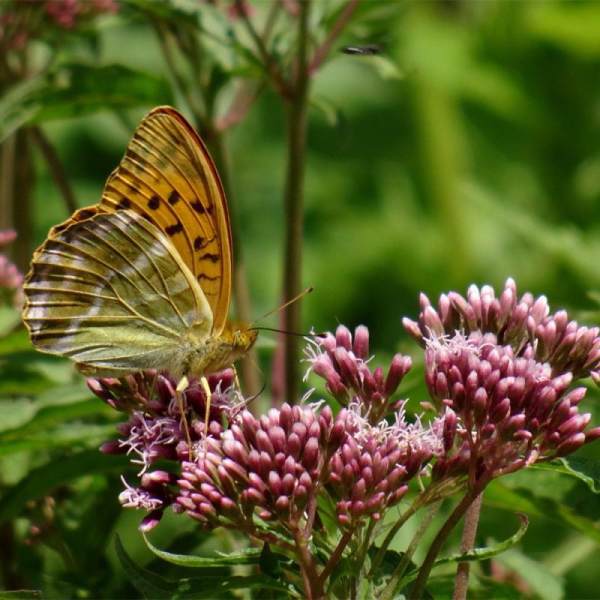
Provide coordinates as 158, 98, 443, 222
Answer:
143, 533, 261, 567
532, 457, 600, 494
0, 450, 129, 523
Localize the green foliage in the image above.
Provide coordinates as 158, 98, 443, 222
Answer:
2, 0, 600, 598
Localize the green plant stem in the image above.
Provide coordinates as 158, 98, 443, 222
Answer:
380, 500, 442, 600
369, 501, 421, 578
318, 528, 354, 587
30, 125, 77, 215
369, 477, 464, 578
452, 492, 483, 600
408, 484, 485, 600
282, 0, 311, 404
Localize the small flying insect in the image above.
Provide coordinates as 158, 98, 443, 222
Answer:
341, 44, 382, 56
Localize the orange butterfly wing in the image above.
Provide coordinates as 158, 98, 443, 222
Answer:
99, 107, 232, 335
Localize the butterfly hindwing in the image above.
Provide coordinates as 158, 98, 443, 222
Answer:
23, 210, 213, 376
99, 107, 233, 335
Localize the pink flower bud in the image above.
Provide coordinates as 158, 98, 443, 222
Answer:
335, 325, 352, 350
353, 325, 370, 359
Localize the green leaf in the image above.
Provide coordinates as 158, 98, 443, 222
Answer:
532, 457, 600, 494
0, 450, 129, 523
0, 63, 173, 141
403, 514, 529, 585
496, 548, 564, 600
485, 480, 600, 544
143, 533, 262, 568
0, 306, 21, 337
0, 592, 44, 600
115, 535, 173, 600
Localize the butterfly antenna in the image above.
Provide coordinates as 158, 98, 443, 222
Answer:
250, 326, 324, 338
251, 286, 314, 326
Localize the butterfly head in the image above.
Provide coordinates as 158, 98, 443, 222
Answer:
220, 321, 258, 360
189, 321, 258, 375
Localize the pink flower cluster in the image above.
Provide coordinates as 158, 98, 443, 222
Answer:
45, 0, 118, 29
177, 403, 345, 529
89, 369, 239, 529
304, 325, 412, 422
94, 279, 600, 536
403, 278, 600, 381
0, 230, 23, 307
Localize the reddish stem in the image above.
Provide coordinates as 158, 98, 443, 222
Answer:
452, 492, 483, 600
308, 0, 360, 75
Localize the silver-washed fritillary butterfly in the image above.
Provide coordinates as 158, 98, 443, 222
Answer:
22, 106, 257, 379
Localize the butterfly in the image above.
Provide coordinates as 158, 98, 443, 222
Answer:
22, 106, 258, 380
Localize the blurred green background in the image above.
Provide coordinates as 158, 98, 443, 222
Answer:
1, 0, 600, 598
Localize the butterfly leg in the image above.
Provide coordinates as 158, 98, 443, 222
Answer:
200, 376, 212, 443
176, 376, 193, 460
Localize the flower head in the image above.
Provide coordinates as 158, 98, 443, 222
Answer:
89, 369, 238, 528
304, 325, 412, 422
327, 404, 443, 526
176, 402, 346, 531
403, 278, 600, 382
425, 331, 599, 481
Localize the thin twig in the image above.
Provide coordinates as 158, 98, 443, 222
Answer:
29, 125, 77, 215
308, 0, 360, 75
235, 0, 291, 98
452, 492, 483, 600
216, 81, 264, 132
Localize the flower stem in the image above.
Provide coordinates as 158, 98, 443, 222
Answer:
380, 500, 442, 600
452, 491, 483, 600
293, 527, 323, 600
318, 528, 354, 587
282, 0, 311, 404
408, 485, 484, 600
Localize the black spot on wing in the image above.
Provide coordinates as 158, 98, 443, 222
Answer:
168, 190, 180, 205
191, 200, 205, 213
194, 236, 204, 250
166, 220, 184, 236
148, 195, 160, 210
198, 273, 219, 282
199, 252, 220, 263
117, 197, 131, 209
77, 209, 95, 220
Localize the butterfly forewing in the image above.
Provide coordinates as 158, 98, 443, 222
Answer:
23, 210, 213, 375
99, 107, 232, 335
